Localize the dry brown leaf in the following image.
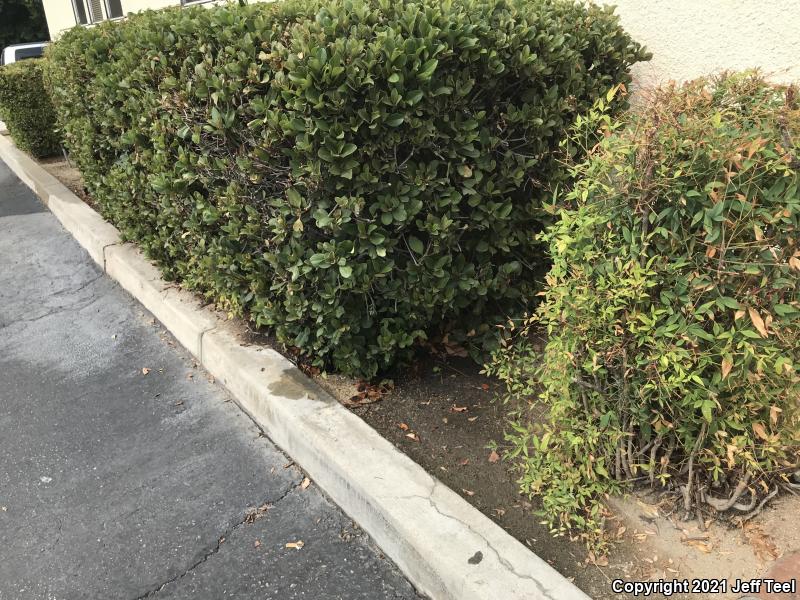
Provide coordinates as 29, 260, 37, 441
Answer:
458, 458, 470, 466
467, 416, 478, 422
769, 406, 783, 426
405, 432, 420, 442
726, 444, 738, 469
254, 540, 261, 548
300, 477, 311, 490
488, 450, 500, 464
748, 307, 769, 337
450, 405, 468, 413
789, 256, 800, 272
721, 357, 733, 380
462, 489, 475, 496
734, 309, 746, 321
285, 540, 305, 550
743, 524, 780, 561
586, 552, 609, 567
753, 422, 770, 441
685, 540, 713, 553
142, 367, 151, 375
397, 422, 409, 431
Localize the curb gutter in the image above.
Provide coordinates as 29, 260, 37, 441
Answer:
0, 134, 591, 600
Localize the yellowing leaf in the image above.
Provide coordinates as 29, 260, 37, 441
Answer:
293, 218, 304, 233
721, 357, 733, 380
748, 307, 769, 338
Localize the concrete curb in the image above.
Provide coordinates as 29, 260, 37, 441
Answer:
0, 134, 591, 600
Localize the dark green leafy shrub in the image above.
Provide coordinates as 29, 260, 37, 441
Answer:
487, 73, 800, 551
0, 59, 60, 157
45, 0, 647, 376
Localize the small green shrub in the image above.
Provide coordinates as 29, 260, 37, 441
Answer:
45, 0, 647, 376
0, 59, 60, 157
487, 73, 800, 551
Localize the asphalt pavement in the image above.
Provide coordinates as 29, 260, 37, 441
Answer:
0, 157, 422, 600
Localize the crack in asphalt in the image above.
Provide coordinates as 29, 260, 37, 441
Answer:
0, 291, 103, 331
129, 477, 304, 600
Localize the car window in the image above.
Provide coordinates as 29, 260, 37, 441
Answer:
14, 47, 44, 61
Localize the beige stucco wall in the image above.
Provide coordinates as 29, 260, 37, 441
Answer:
43, 0, 800, 86
603, 0, 800, 86
41, 0, 81, 39
42, 0, 184, 38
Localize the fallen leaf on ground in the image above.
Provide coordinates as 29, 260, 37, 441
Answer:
685, 540, 713, 553
300, 477, 310, 490
450, 405, 468, 413
397, 422, 409, 431
458, 458, 469, 466
488, 450, 500, 463
254, 540, 261, 548
494, 508, 505, 517
285, 540, 305, 550
142, 368, 151, 375
467, 416, 478, 422
480, 384, 489, 391
586, 552, 609, 567
743, 523, 780, 561
462, 489, 475, 496
405, 432, 420, 442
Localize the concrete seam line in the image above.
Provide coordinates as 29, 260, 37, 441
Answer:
197, 325, 216, 364
101, 242, 120, 272
0, 136, 590, 600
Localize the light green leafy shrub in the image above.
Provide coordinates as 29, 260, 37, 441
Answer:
45, 0, 647, 376
0, 59, 60, 157
487, 73, 800, 552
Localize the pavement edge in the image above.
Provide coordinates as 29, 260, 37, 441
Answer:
0, 134, 591, 600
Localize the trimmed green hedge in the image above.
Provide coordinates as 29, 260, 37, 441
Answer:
46, 0, 647, 376
488, 73, 800, 551
0, 59, 60, 157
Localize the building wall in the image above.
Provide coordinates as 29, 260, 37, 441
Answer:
42, 0, 192, 39
43, 0, 800, 86
603, 0, 800, 86
41, 0, 82, 39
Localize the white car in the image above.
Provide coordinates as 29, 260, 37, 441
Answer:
1, 42, 49, 66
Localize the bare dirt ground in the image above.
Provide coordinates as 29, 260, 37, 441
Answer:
40, 160, 797, 600
39, 156, 90, 203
